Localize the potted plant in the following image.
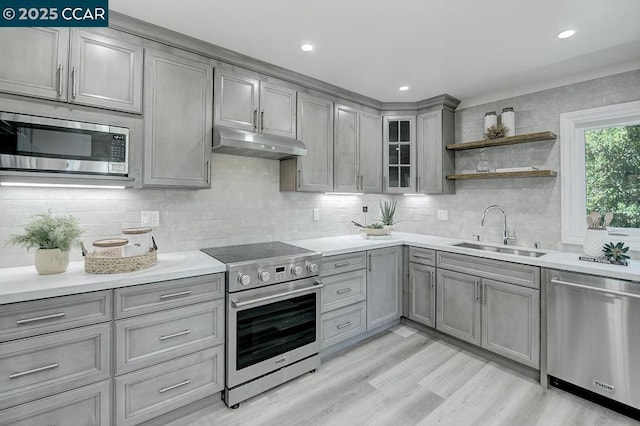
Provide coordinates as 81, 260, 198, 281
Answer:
379, 200, 397, 231
9, 210, 83, 275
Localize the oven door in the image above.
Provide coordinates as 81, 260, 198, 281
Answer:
227, 277, 322, 388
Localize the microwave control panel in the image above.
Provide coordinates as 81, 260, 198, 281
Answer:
110, 134, 127, 162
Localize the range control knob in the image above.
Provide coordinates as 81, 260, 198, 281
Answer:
258, 271, 271, 282
307, 263, 319, 274
238, 273, 251, 286
291, 265, 303, 276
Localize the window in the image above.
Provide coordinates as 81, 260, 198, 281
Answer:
561, 100, 640, 249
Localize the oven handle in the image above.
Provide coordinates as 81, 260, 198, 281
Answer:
230, 283, 324, 308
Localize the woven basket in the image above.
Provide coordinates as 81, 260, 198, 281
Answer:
85, 249, 157, 274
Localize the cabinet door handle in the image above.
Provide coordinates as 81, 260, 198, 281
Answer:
10, 363, 59, 379
297, 169, 302, 188
336, 321, 352, 329
159, 379, 192, 394
360, 175, 364, 191
474, 280, 479, 302
159, 290, 192, 300
57, 64, 63, 96
482, 282, 487, 304
334, 261, 351, 268
368, 254, 372, 272
159, 329, 192, 341
253, 109, 258, 131
261, 111, 264, 131
206, 159, 211, 184
16, 312, 66, 325
430, 271, 435, 288
71, 66, 77, 98
336, 287, 352, 295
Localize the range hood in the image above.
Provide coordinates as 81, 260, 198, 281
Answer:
212, 126, 307, 160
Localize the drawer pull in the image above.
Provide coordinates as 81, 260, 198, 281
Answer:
159, 290, 192, 300
334, 261, 351, 268
336, 321, 352, 330
16, 312, 66, 325
159, 379, 192, 393
336, 288, 352, 295
412, 254, 432, 260
10, 363, 59, 379
159, 329, 192, 341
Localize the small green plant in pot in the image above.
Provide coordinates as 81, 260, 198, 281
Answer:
379, 200, 397, 230
9, 210, 83, 275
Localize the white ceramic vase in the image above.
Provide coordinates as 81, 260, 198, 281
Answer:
34, 248, 70, 275
582, 229, 609, 257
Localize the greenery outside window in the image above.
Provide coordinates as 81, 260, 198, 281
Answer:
560, 100, 640, 249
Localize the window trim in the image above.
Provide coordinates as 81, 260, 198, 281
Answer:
560, 100, 640, 250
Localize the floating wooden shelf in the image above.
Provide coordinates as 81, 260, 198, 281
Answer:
446, 170, 558, 180
446, 131, 557, 151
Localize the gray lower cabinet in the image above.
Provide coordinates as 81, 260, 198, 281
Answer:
0, 27, 69, 101
280, 92, 334, 192
408, 262, 436, 328
416, 108, 455, 194
143, 47, 213, 188
0, 28, 143, 113
0, 380, 111, 426
321, 302, 367, 349
0, 323, 111, 410
436, 268, 481, 345
366, 247, 402, 330
115, 347, 224, 426
481, 278, 540, 368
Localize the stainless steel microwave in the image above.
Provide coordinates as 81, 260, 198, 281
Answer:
0, 112, 129, 176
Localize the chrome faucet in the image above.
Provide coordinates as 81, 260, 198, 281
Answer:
481, 205, 516, 245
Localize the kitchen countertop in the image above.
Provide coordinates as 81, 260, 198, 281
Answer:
2, 232, 638, 304
289, 232, 640, 282
0, 250, 226, 304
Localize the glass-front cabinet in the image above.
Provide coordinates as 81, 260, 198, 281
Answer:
384, 115, 416, 193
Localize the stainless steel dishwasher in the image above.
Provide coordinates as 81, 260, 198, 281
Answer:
547, 269, 640, 412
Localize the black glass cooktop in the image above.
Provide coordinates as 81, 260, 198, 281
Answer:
201, 241, 314, 264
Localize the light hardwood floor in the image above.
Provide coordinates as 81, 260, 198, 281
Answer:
165, 325, 639, 426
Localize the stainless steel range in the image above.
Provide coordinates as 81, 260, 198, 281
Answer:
201, 241, 322, 408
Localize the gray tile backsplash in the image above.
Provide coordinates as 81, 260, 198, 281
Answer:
1, 69, 639, 268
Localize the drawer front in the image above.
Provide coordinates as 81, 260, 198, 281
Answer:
321, 302, 366, 350
0, 291, 111, 343
321, 269, 366, 313
115, 300, 224, 374
115, 273, 224, 318
321, 252, 367, 276
409, 247, 436, 266
0, 323, 111, 410
0, 380, 110, 426
115, 346, 223, 426
437, 251, 540, 289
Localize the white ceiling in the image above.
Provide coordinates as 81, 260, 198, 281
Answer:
111, 0, 640, 107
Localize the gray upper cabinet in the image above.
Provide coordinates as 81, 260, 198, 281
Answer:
408, 262, 436, 328
0, 28, 143, 114
417, 109, 455, 194
436, 268, 481, 346
214, 68, 296, 138
282, 92, 333, 192
69, 29, 143, 113
334, 104, 382, 193
214, 68, 259, 132
384, 115, 416, 193
0, 27, 69, 101
359, 111, 383, 193
143, 48, 213, 188
366, 247, 402, 330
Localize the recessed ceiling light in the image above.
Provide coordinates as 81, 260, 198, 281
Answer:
301, 44, 314, 52
399, 86, 410, 91
557, 29, 576, 39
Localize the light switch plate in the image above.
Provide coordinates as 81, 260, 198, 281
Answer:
141, 211, 160, 227
313, 208, 320, 221
437, 209, 449, 221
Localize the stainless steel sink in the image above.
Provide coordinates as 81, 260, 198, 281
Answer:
453, 242, 546, 258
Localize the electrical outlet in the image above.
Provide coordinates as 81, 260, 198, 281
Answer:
313, 208, 320, 221
141, 211, 160, 227
437, 209, 449, 221
362, 206, 368, 213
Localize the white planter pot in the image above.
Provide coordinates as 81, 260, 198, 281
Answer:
34, 248, 70, 275
583, 229, 609, 257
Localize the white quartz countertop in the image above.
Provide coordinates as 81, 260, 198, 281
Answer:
289, 232, 640, 282
0, 250, 226, 304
